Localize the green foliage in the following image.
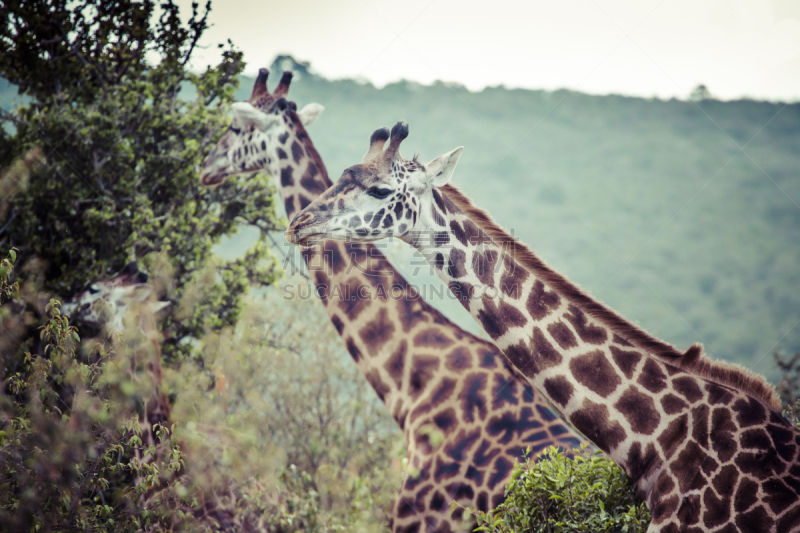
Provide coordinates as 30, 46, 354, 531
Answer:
167, 281, 402, 532
470, 446, 650, 533
0, 298, 186, 531
0, 0, 282, 362
0, 248, 18, 304
1, 0, 207, 105
1, 261, 400, 531
0, 1, 336, 529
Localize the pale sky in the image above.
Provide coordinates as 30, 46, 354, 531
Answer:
177, 0, 800, 101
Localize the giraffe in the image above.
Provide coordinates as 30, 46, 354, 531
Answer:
63, 261, 170, 333
64, 264, 283, 529
287, 121, 800, 533
199, 69, 585, 532
64, 262, 173, 499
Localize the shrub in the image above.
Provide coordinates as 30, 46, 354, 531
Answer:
167, 279, 403, 532
471, 445, 650, 533
2, 254, 402, 531
0, 294, 186, 531
0, 1, 332, 529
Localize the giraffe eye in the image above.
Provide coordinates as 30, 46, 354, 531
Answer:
88, 286, 100, 295
367, 187, 393, 199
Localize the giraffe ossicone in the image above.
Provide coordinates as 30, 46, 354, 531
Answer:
201, 71, 587, 532
288, 121, 800, 532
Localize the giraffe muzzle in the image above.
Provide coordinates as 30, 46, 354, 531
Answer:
199, 143, 232, 187
199, 159, 229, 187
285, 212, 321, 246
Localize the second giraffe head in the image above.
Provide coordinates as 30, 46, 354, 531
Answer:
285, 122, 463, 245
200, 69, 324, 186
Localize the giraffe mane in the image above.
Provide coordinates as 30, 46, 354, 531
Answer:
439, 182, 782, 412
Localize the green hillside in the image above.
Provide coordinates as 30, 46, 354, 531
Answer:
251, 57, 799, 379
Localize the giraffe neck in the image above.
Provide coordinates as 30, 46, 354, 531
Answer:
407, 186, 784, 497
413, 185, 800, 531
272, 114, 433, 428
411, 189, 643, 456
271, 117, 329, 221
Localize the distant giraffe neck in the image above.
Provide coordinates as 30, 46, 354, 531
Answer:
67, 282, 172, 507
272, 120, 329, 221
400, 185, 800, 531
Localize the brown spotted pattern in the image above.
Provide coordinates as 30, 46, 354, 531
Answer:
201, 74, 585, 533
288, 122, 800, 532
418, 207, 800, 533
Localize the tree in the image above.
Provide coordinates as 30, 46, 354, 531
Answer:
0, 1, 296, 530
689, 84, 711, 102
0, 0, 282, 362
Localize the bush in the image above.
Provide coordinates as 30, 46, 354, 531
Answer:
471, 445, 650, 533
0, 292, 186, 530
1, 251, 402, 531
167, 278, 403, 532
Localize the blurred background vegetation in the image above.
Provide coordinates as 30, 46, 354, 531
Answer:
0, 0, 798, 531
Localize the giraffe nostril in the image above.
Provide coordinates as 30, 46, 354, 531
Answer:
296, 212, 314, 226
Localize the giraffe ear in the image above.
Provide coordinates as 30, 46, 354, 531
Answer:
425, 147, 464, 187
231, 102, 280, 132
297, 103, 324, 126
150, 300, 171, 314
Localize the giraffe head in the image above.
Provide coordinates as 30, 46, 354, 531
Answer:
200, 68, 325, 186
285, 121, 463, 245
62, 262, 169, 333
